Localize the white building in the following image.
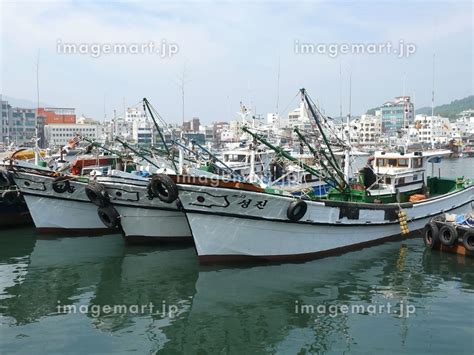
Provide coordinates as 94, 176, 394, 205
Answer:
350, 114, 382, 145
125, 107, 147, 122
284, 102, 312, 130
452, 111, 474, 139
45, 123, 100, 146
266, 113, 280, 125
132, 119, 153, 145
409, 115, 452, 144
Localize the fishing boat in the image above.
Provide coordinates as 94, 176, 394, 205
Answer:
85, 170, 192, 243
5, 151, 129, 234
1, 164, 30, 227
171, 89, 474, 263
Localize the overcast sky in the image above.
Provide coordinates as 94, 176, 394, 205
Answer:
1, 0, 472, 124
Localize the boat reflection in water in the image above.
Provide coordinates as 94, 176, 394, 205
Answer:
0, 233, 472, 353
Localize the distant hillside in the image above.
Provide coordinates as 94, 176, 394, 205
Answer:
415, 95, 474, 118
366, 95, 474, 118
366, 107, 379, 115
0, 95, 50, 108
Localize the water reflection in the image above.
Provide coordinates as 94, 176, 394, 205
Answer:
0, 234, 472, 353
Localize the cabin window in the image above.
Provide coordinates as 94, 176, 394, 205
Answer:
413, 174, 418, 181
398, 177, 405, 184
376, 158, 386, 167
388, 159, 397, 166
413, 158, 422, 168
398, 158, 409, 167
301, 174, 312, 183
385, 177, 391, 184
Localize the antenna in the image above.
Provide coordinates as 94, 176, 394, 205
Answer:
276, 56, 281, 114
339, 62, 343, 120
103, 94, 106, 121
348, 69, 352, 120
35, 50, 40, 161
402, 72, 406, 97
179, 64, 191, 125
431, 53, 435, 149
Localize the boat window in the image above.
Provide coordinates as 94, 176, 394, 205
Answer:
385, 177, 391, 184
226, 154, 247, 162
388, 159, 397, 166
398, 177, 405, 184
413, 158, 422, 168
398, 158, 409, 167
413, 174, 418, 181
376, 158, 386, 167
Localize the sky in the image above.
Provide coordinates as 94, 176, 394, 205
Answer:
0, 0, 472, 124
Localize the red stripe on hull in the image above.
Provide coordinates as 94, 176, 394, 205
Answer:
124, 235, 193, 245
36, 227, 118, 236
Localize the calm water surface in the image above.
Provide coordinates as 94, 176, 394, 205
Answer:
0, 158, 473, 354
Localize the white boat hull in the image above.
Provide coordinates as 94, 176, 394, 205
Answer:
177, 181, 474, 263
87, 175, 193, 242
11, 168, 191, 240
24, 194, 107, 232
12, 169, 111, 233
113, 205, 191, 243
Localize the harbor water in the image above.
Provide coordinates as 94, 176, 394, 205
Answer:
1, 158, 473, 354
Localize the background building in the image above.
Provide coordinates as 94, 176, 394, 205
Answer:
381, 96, 414, 135
45, 123, 99, 146
350, 114, 382, 146
38, 107, 76, 124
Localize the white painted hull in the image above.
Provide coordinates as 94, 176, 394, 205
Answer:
92, 176, 192, 241
12, 169, 109, 233
113, 205, 191, 241
178, 182, 474, 263
24, 194, 106, 231
11, 168, 192, 240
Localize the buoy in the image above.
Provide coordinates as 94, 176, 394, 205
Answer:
398, 209, 409, 235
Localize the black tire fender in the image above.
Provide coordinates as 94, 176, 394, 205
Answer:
85, 182, 110, 207
1, 190, 20, 205
148, 174, 178, 203
97, 206, 120, 229
52, 176, 71, 193
439, 224, 458, 247
0, 168, 14, 188
462, 231, 474, 252
423, 221, 440, 249
287, 200, 307, 221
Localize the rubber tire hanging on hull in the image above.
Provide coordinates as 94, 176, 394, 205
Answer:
1, 190, 21, 205
97, 206, 119, 229
462, 231, 474, 252
287, 200, 307, 221
439, 224, 458, 247
85, 182, 110, 207
423, 222, 440, 249
52, 176, 71, 193
148, 174, 178, 203
0, 168, 14, 187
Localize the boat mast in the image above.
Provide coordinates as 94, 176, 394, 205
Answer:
344, 74, 352, 182
142, 98, 177, 171
293, 127, 344, 189
35, 50, 40, 165
241, 126, 335, 188
431, 53, 436, 149
300, 88, 349, 190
